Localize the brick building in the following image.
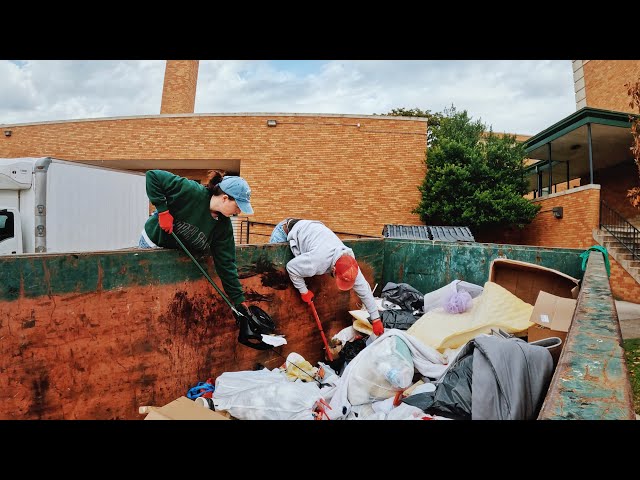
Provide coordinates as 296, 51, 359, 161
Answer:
1, 60, 638, 300
505, 61, 640, 301
0, 61, 428, 241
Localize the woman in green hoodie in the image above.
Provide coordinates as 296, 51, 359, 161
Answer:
139, 169, 253, 322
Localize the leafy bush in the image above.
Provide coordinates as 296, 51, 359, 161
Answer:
412, 106, 540, 235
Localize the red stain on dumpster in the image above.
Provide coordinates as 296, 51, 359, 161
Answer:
0, 270, 361, 419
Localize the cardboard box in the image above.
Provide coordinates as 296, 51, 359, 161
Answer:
527, 290, 577, 344
489, 259, 580, 305
140, 396, 231, 420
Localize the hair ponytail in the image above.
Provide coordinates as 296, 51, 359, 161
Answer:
204, 170, 225, 195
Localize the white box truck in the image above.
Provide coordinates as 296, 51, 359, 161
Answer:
0, 157, 149, 255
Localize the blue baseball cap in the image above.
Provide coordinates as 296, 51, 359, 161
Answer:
219, 176, 254, 214
269, 219, 288, 243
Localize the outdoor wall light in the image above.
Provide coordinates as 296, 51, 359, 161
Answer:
552, 206, 563, 219
3, 130, 11, 137
266, 120, 277, 127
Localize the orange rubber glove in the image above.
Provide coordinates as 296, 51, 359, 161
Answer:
300, 290, 315, 304
372, 318, 384, 336
158, 210, 174, 234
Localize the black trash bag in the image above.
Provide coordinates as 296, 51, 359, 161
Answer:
381, 282, 424, 312
342, 338, 367, 362
236, 305, 277, 350
327, 337, 367, 373
402, 354, 474, 420
380, 309, 422, 330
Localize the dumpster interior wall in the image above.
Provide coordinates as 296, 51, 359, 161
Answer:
0, 239, 632, 419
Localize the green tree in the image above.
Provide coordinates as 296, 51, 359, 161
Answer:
411, 106, 540, 235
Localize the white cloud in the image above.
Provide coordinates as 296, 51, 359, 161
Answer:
0, 60, 165, 124
0, 60, 576, 135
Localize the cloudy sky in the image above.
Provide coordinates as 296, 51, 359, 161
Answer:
0, 60, 576, 136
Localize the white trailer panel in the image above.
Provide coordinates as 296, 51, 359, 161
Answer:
45, 160, 148, 253
0, 157, 149, 254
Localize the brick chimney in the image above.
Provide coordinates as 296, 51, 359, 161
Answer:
160, 60, 200, 114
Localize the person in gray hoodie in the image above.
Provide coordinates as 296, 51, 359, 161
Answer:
274, 218, 383, 336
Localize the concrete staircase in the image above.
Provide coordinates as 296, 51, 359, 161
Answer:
593, 222, 640, 284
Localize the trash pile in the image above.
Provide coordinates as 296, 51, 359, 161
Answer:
141, 259, 579, 421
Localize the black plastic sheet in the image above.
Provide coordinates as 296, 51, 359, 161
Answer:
381, 282, 424, 312
380, 309, 421, 330
402, 355, 473, 420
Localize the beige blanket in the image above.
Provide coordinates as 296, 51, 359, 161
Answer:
406, 281, 534, 352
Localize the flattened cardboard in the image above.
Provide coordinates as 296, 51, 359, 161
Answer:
349, 310, 374, 335
489, 259, 580, 305
530, 291, 576, 331
527, 291, 577, 344
142, 396, 230, 420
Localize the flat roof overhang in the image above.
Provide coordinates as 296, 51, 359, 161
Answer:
523, 107, 636, 192
72, 158, 241, 174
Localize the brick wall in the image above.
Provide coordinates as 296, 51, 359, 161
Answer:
483, 185, 601, 248
609, 257, 640, 302
0, 114, 428, 238
520, 185, 600, 249
583, 60, 640, 113
160, 61, 199, 114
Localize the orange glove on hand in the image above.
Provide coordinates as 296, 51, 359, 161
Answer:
300, 290, 315, 304
158, 210, 174, 234
372, 318, 384, 336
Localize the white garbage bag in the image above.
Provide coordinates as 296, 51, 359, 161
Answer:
213, 369, 324, 420
347, 335, 414, 406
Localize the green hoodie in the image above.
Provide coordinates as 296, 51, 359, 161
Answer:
144, 170, 245, 305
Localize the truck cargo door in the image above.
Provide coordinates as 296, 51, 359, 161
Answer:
0, 208, 22, 255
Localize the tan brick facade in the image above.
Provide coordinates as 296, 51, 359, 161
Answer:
482, 186, 602, 248
520, 185, 601, 249
0, 114, 427, 237
160, 61, 199, 114
608, 257, 640, 303
583, 60, 640, 113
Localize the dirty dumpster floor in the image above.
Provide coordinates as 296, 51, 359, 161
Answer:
617, 300, 640, 340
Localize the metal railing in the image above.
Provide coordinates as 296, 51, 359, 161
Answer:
231, 216, 252, 244
232, 217, 380, 244
599, 200, 640, 261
